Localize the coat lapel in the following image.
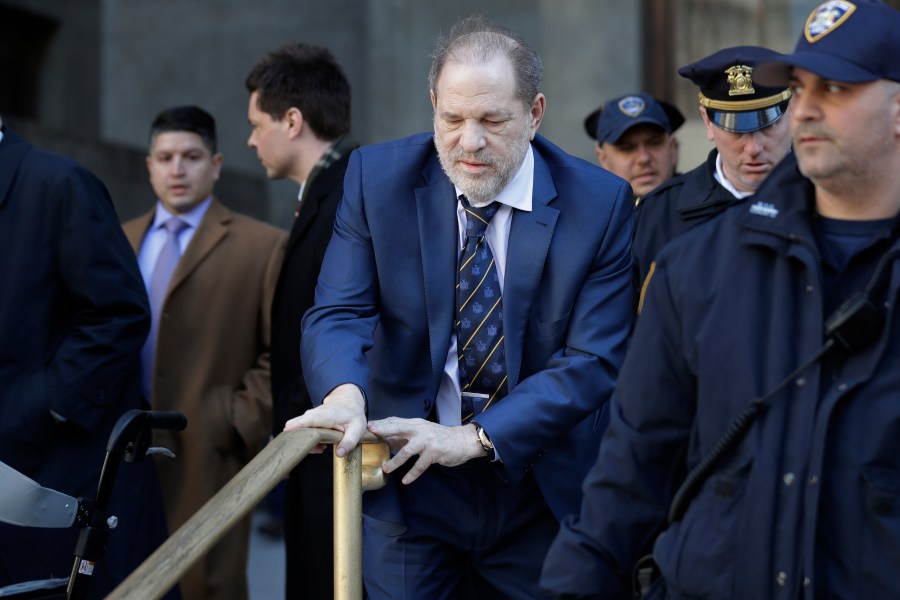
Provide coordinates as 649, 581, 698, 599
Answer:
168, 198, 229, 296
289, 152, 351, 255
288, 186, 320, 253
124, 210, 154, 253
503, 149, 558, 390
416, 156, 458, 387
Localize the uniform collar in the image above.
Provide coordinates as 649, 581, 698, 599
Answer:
713, 152, 754, 200
734, 153, 817, 240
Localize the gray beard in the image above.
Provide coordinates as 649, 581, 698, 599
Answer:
436, 126, 531, 204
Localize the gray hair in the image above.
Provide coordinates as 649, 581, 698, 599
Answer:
428, 15, 543, 108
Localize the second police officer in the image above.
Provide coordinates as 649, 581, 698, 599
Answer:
632, 46, 794, 304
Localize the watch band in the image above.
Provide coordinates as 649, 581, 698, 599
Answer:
472, 422, 496, 461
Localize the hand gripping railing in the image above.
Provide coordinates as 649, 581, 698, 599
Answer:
106, 429, 388, 600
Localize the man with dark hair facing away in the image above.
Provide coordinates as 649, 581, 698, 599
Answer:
245, 42, 358, 599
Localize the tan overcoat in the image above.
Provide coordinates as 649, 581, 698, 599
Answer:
123, 198, 286, 599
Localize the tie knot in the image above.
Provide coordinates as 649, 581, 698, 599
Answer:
162, 217, 188, 236
461, 196, 499, 239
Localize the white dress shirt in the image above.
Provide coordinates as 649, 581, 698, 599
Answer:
713, 152, 754, 200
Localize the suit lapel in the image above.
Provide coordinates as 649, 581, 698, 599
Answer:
503, 149, 558, 390
168, 198, 229, 296
416, 156, 458, 386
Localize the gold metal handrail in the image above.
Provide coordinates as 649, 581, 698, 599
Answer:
106, 428, 386, 600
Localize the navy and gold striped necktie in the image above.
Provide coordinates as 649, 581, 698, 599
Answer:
457, 196, 507, 422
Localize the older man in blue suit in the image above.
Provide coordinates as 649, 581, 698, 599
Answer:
287, 16, 634, 599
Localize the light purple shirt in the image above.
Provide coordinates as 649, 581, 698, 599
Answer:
136, 196, 213, 293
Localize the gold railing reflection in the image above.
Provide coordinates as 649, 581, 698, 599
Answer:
107, 429, 387, 600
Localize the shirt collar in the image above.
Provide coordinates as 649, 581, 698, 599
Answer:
152, 196, 213, 230
714, 152, 753, 200
454, 144, 534, 212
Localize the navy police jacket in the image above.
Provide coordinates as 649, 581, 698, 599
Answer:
632, 149, 741, 295
541, 153, 900, 599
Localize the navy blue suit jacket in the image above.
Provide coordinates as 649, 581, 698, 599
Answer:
302, 132, 633, 524
0, 127, 167, 596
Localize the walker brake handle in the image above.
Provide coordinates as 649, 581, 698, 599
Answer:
106, 410, 187, 462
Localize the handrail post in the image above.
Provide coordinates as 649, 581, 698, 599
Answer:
105, 429, 386, 600
333, 445, 363, 600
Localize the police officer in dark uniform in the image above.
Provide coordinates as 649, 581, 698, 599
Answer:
583, 94, 684, 202
633, 46, 793, 304
541, 2, 900, 598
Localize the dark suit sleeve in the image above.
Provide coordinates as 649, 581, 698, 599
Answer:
301, 150, 378, 402
540, 250, 695, 599
36, 163, 149, 431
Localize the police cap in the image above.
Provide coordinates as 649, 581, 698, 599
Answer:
583, 94, 685, 145
755, 1, 900, 87
678, 46, 792, 134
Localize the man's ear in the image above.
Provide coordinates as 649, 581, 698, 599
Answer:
212, 153, 224, 181
285, 107, 304, 139
699, 106, 715, 142
528, 93, 546, 139
595, 144, 607, 168
668, 135, 680, 173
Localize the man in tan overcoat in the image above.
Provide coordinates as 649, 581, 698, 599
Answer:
122, 105, 286, 599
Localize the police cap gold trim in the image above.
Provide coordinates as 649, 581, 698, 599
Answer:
698, 89, 792, 112
678, 46, 792, 134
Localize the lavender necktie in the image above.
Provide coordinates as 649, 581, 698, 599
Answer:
140, 218, 188, 401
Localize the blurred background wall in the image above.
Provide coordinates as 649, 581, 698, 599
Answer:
4, 0, 878, 228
